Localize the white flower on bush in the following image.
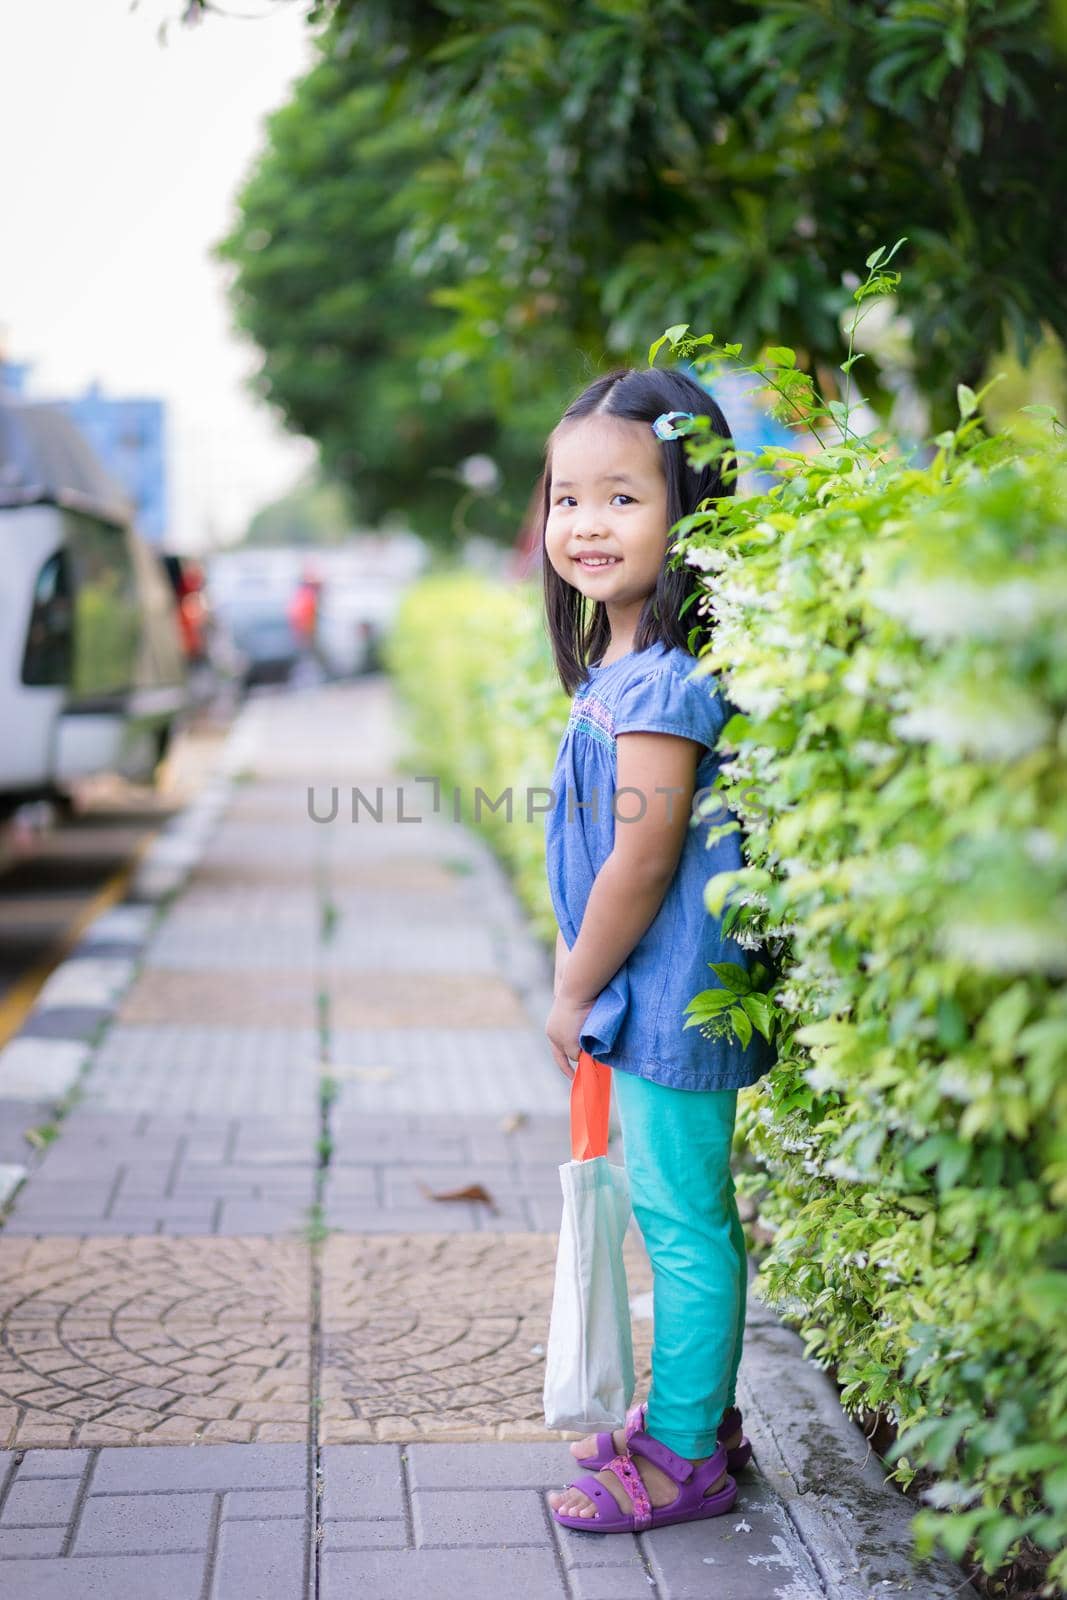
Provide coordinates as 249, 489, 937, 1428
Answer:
869, 573, 1067, 644
683, 544, 731, 572
853, 739, 898, 765
802, 1059, 842, 1093
920, 1480, 984, 1510
717, 578, 766, 609
884, 842, 923, 875
824, 1155, 867, 1183
1024, 828, 1059, 865
937, 1063, 992, 1103
757, 620, 798, 650
727, 677, 787, 717
942, 913, 1067, 976
892, 689, 1052, 762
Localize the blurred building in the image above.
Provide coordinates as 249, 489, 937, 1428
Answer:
0, 360, 167, 543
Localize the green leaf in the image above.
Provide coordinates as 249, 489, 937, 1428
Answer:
935, 998, 967, 1049
730, 1004, 753, 1048
865, 246, 886, 270
1044, 1464, 1067, 1514
649, 324, 690, 366
765, 345, 796, 368
933, 1509, 987, 1561
1021, 403, 1057, 422
996, 1443, 1067, 1476
957, 383, 977, 419
740, 991, 775, 1041
683, 988, 735, 1019
1020, 1273, 1067, 1320
707, 961, 754, 995
935, 1137, 970, 1192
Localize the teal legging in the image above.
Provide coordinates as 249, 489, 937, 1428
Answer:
611, 1067, 747, 1459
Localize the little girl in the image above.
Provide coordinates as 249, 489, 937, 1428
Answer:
540, 366, 777, 1535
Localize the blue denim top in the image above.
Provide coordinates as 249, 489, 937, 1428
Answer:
545, 639, 776, 1092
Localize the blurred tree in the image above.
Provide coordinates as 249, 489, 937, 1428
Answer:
242, 474, 355, 548
213, 33, 557, 545
203, 0, 1064, 433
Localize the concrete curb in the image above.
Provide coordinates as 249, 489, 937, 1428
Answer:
739, 1283, 978, 1598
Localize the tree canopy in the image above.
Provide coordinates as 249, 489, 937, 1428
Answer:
210, 0, 1066, 538
214, 36, 553, 543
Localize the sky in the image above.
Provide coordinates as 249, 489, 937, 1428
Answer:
0, 0, 321, 550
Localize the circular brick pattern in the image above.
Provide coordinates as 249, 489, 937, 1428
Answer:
0, 1237, 310, 1449
320, 1232, 653, 1443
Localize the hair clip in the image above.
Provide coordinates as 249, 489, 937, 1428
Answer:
651, 410, 695, 440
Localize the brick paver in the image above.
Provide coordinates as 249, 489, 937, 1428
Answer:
116, 971, 319, 1029
0, 1111, 319, 1234
81, 1026, 321, 1116
327, 1028, 569, 1113
328, 976, 532, 1030
324, 1112, 591, 1232
0, 1442, 310, 1597
0, 1237, 310, 1448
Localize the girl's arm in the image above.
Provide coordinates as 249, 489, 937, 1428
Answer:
555, 731, 703, 1012
554, 928, 569, 997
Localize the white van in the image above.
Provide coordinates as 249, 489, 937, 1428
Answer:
0, 398, 188, 819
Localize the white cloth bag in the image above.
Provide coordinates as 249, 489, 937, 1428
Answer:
543, 1051, 635, 1430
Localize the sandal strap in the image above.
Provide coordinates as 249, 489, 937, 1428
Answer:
623, 1403, 647, 1446
627, 1429, 695, 1483
692, 1443, 731, 1489
604, 1452, 652, 1531
717, 1404, 741, 1437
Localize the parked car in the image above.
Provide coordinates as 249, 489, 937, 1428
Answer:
314, 536, 428, 674
158, 549, 244, 707
0, 397, 189, 819
206, 551, 304, 687
159, 552, 210, 663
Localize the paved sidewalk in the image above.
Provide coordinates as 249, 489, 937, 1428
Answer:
0, 678, 976, 1599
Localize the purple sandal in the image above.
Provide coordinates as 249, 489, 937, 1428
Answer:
551, 1427, 737, 1534
573, 1402, 753, 1475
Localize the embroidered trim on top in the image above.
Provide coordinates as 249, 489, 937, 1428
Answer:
568, 691, 615, 749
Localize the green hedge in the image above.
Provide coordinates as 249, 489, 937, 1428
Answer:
384, 571, 569, 944
384, 355, 1066, 1593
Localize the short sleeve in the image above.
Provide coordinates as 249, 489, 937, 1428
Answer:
613, 663, 727, 752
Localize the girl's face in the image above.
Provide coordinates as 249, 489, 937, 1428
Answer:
544, 414, 670, 630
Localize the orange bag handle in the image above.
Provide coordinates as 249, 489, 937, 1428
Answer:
571, 1049, 612, 1161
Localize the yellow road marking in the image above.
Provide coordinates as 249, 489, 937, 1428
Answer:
0, 831, 157, 1049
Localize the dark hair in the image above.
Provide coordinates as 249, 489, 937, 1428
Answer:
539, 365, 735, 695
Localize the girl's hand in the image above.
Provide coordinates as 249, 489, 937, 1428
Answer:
545, 992, 596, 1080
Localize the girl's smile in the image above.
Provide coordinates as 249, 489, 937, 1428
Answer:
573, 553, 622, 569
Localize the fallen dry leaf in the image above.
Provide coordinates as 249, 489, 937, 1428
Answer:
417, 1180, 499, 1215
